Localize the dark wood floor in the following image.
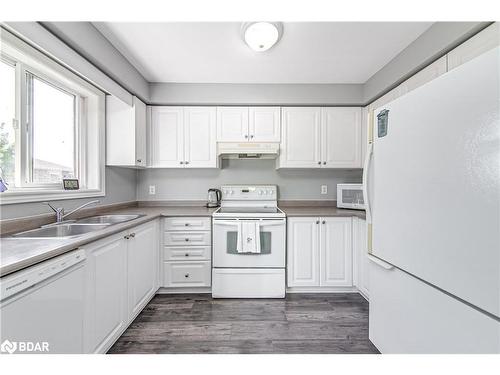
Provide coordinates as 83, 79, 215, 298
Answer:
108, 293, 379, 354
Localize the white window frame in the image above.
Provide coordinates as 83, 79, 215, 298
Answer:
0, 30, 105, 205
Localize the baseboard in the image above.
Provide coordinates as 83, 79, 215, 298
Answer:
286, 286, 359, 293
157, 287, 212, 294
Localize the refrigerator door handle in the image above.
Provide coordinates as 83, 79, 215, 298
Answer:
368, 254, 394, 270
363, 142, 373, 223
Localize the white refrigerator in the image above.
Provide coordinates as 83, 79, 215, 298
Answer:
366, 46, 500, 353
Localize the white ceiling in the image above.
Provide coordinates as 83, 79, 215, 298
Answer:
94, 22, 433, 84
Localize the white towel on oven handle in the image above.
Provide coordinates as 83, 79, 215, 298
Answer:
241, 221, 261, 254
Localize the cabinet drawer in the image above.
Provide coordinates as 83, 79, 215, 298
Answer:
163, 261, 211, 287
164, 217, 211, 231
163, 246, 211, 261
164, 231, 211, 246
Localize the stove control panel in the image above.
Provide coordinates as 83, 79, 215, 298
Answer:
221, 185, 277, 200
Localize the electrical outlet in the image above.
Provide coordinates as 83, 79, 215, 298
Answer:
149, 185, 156, 195
321, 185, 328, 195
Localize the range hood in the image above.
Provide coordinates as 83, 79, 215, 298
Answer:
217, 142, 280, 159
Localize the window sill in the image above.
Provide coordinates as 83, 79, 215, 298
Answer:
0, 188, 105, 205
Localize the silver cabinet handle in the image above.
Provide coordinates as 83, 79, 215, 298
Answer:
184, 273, 190, 278
184, 223, 190, 226
124, 235, 130, 240
322, 220, 326, 224
180, 161, 184, 165
185, 238, 189, 242
185, 161, 189, 165
316, 220, 320, 224
130, 233, 135, 238
137, 159, 142, 163
250, 135, 254, 139
244, 135, 249, 139
317, 161, 321, 165
323, 161, 326, 165
185, 253, 189, 257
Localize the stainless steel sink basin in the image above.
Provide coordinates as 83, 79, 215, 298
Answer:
76, 214, 143, 224
12, 224, 110, 239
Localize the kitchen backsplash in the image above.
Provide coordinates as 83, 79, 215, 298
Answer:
137, 159, 362, 201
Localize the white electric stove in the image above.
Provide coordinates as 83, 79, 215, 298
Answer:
212, 185, 286, 298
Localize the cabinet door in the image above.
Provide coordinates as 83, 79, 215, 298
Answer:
322, 107, 362, 168
280, 107, 321, 168
320, 217, 353, 287
249, 107, 281, 142
353, 217, 369, 297
84, 234, 127, 353
150, 106, 184, 167
127, 222, 158, 318
447, 23, 499, 71
287, 217, 320, 287
184, 107, 217, 168
216, 107, 249, 141
134, 97, 147, 167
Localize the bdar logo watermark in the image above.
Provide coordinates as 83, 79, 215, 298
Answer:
1, 339, 49, 354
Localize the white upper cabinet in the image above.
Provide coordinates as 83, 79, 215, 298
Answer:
322, 107, 362, 168
249, 107, 281, 142
279, 107, 321, 168
106, 95, 147, 167
320, 217, 353, 287
447, 23, 499, 71
217, 106, 281, 142
184, 107, 217, 168
216, 107, 249, 141
150, 106, 217, 168
150, 106, 184, 167
279, 107, 361, 169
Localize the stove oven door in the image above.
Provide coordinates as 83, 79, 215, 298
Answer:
213, 218, 286, 268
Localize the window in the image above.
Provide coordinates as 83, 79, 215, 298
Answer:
0, 31, 105, 204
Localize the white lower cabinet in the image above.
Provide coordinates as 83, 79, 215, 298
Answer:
163, 261, 211, 287
83, 233, 127, 354
287, 217, 353, 289
83, 220, 159, 353
127, 222, 159, 317
162, 217, 212, 289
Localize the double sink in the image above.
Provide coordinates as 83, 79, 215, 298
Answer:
12, 214, 144, 239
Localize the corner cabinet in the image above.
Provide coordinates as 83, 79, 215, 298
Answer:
217, 106, 280, 142
150, 106, 217, 168
287, 217, 353, 289
106, 95, 147, 167
83, 220, 159, 353
279, 107, 362, 169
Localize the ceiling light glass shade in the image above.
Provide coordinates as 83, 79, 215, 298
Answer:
242, 22, 283, 52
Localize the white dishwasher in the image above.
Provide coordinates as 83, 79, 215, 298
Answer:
0, 249, 86, 354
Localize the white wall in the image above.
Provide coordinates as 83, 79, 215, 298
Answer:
137, 159, 362, 201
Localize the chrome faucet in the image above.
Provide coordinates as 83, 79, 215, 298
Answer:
45, 200, 100, 223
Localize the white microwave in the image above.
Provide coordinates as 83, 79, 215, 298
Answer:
337, 183, 365, 210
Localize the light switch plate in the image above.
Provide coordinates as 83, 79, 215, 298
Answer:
321, 185, 328, 194
149, 185, 156, 195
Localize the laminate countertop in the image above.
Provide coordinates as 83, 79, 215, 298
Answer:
1, 204, 364, 278
279, 206, 366, 219
0, 206, 216, 277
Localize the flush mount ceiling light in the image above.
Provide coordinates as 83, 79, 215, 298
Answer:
241, 22, 283, 52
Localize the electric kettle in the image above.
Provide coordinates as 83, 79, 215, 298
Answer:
207, 188, 222, 208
